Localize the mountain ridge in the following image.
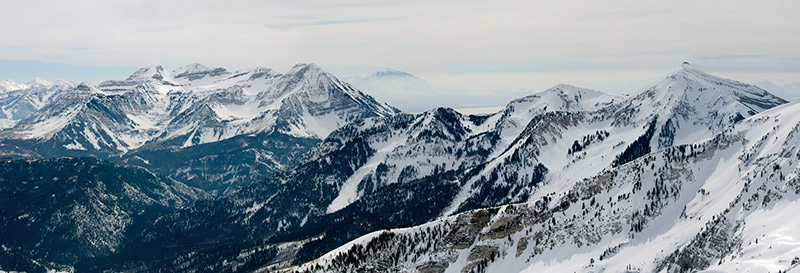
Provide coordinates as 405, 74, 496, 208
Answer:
1, 63, 795, 273
0, 63, 399, 195
74, 64, 793, 273
283, 99, 800, 273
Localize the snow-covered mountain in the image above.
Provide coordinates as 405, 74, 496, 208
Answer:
0, 63, 397, 157
287, 98, 800, 273
76, 64, 792, 273
0, 79, 75, 128
3, 63, 793, 273
611, 62, 787, 148
0, 63, 399, 195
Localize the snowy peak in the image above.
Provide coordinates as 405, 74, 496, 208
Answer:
172, 63, 229, 80
492, 84, 617, 143
613, 64, 788, 143
511, 84, 618, 113
0, 79, 27, 92
118, 63, 231, 85
173, 63, 211, 75
0, 79, 76, 128
1, 63, 400, 156
288, 63, 323, 75
245, 67, 280, 81
661, 62, 786, 112
126, 65, 167, 82
28, 78, 52, 87
0, 78, 66, 92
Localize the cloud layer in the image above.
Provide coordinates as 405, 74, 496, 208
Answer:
2, 0, 799, 97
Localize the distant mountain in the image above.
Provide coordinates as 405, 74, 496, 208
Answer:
0, 79, 75, 128
79, 64, 791, 273
343, 69, 548, 114
343, 69, 442, 113
1, 63, 397, 156
757, 79, 800, 101
0, 63, 399, 195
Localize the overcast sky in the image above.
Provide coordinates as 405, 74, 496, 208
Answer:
2, 0, 799, 104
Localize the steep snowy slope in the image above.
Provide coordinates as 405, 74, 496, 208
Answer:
613, 62, 786, 148
284, 99, 800, 273
442, 63, 786, 215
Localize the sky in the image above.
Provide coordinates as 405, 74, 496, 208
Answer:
2, 0, 800, 106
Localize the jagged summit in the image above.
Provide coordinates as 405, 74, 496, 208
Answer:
172, 63, 229, 80
288, 63, 323, 74
1, 62, 400, 158
126, 65, 166, 82
120, 64, 230, 83
173, 63, 211, 75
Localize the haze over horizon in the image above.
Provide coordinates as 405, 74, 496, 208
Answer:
2, 0, 800, 105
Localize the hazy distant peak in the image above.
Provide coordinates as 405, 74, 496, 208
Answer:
755, 80, 800, 101
371, 68, 415, 78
